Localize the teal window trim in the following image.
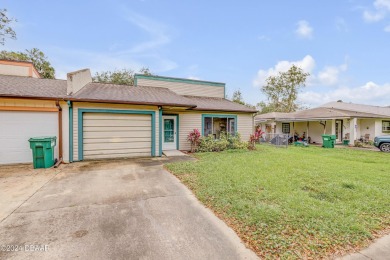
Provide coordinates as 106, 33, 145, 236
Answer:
159, 109, 162, 156
134, 74, 225, 88
67, 101, 73, 163
201, 114, 238, 136
162, 114, 180, 150
77, 108, 156, 161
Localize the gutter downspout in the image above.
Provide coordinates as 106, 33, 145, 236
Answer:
54, 100, 63, 168
67, 101, 73, 163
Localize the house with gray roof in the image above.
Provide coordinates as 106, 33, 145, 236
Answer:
0, 60, 256, 165
255, 101, 390, 144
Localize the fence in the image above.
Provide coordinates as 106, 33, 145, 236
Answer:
260, 133, 289, 148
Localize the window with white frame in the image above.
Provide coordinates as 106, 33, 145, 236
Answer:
383, 121, 390, 132
282, 123, 290, 134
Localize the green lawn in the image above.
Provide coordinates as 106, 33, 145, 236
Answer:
165, 145, 390, 259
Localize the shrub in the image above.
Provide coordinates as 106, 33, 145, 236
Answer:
187, 129, 201, 152
197, 132, 247, 152
248, 126, 265, 150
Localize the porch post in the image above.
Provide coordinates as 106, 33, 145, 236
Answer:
307, 121, 309, 143
349, 118, 358, 141
331, 119, 336, 135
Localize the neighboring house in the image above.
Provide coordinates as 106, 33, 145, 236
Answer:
255, 101, 390, 144
0, 62, 256, 165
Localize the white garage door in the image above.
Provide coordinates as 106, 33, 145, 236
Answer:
0, 111, 58, 164
83, 113, 152, 159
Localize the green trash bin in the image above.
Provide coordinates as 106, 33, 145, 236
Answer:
29, 136, 57, 169
343, 139, 350, 145
330, 135, 337, 147
322, 134, 334, 148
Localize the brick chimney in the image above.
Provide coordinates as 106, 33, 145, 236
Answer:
67, 69, 92, 95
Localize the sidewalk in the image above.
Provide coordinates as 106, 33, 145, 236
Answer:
339, 234, 390, 260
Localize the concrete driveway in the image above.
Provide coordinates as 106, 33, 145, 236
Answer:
0, 158, 257, 260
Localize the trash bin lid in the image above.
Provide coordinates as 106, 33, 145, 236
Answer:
28, 136, 57, 142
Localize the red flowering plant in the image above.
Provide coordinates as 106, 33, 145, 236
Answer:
187, 129, 201, 153
248, 126, 265, 150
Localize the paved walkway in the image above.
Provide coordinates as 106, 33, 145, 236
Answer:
338, 234, 390, 260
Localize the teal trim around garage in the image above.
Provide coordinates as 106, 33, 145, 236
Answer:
134, 74, 225, 87
201, 114, 238, 136
159, 109, 162, 156
163, 114, 180, 150
67, 101, 73, 163
77, 108, 156, 161
176, 115, 180, 150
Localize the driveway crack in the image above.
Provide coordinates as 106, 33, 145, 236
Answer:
0, 166, 65, 224
10, 194, 184, 214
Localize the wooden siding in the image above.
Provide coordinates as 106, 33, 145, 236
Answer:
237, 114, 254, 141
178, 113, 202, 150
137, 78, 224, 98
0, 98, 56, 108
83, 113, 151, 159
171, 111, 253, 151
72, 102, 159, 160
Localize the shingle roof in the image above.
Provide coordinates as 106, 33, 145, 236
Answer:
0, 75, 256, 113
0, 75, 67, 99
71, 82, 197, 107
255, 112, 292, 121
255, 104, 390, 122
321, 101, 390, 117
184, 95, 257, 112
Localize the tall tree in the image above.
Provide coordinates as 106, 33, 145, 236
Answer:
0, 48, 56, 78
0, 9, 16, 45
231, 89, 245, 105
93, 67, 152, 85
231, 89, 255, 108
260, 65, 309, 113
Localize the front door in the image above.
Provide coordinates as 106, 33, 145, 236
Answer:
335, 120, 343, 142
162, 116, 177, 150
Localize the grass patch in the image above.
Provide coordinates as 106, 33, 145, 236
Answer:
166, 145, 390, 259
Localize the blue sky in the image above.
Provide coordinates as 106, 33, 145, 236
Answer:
3, 0, 390, 107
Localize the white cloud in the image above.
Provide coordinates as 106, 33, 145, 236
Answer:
363, 10, 385, 22
384, 24, 390, 31
363, 0, 390, 22
50, 11, 177, 79
258, 35, 271, 41
299, 81, 390, 107
253, 55, 316, 87
123, 11, 171, 54
295, 20, 313, 39
317, 63, 348, 86
374, 0, 390, 10
335, 18, 348, 32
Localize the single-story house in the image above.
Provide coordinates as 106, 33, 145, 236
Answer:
0, 60, 256, 165
255, 101, 390, 144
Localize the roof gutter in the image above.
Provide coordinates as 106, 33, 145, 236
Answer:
65, 97, 198, 109
54, 100, 63, 168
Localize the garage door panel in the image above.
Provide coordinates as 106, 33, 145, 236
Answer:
83, 113, 152, 159
84, 142, 151, 150
84, 152, 151, 160
84, 147, 151, 155
84, 113, 150, 119
83, 126, 151, 132
0, 111, 58, 164
83, 131, 152, 139
83, 119, 151, 127
83, 137, 151, 144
